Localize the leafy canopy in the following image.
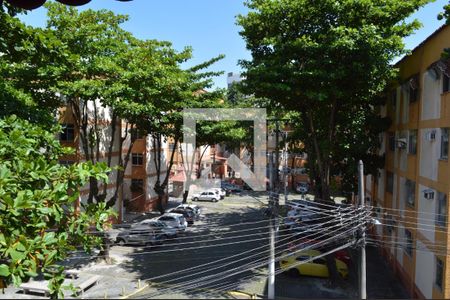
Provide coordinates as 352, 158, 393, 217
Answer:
0, 116, 114, 297
238, 0, 431, 197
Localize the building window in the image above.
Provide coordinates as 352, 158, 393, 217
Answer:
405, 179, 415, 207
391, 89, 397, 108
131, 128, 141, 141
436, 257, 444, 290
409, 86, 419, 103
60, 124, 75, 141
436, 192, 447, 227
443, 73, 450, 93
130, 179, 144, 192
169, 143, 176, 152
132, 153, 144, 166
441, 128, 449, 160
404, 229, 413, 256
386, 172, 394, 194
408, 130, 417, 155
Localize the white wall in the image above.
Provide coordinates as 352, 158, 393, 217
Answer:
399, 130, 408, 172
418, 184, 436, 243
376, 205, 383, 237
422, 70, 441, 120
414, 239, 434, 299
366, 175, 372, 192
394, 131, 399, 169
398, 176, 406, 218
396, 224, 404, 267
419, 128, 439, 181
390, 229, 396, 256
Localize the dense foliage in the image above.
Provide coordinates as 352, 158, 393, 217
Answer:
238, 0, 431, 199
0, 116, 114, 297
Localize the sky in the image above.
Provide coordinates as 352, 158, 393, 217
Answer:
18, 0, 449, 89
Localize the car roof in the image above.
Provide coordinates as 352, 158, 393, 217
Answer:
161, 212, 184, 218
177, 204, 198, 208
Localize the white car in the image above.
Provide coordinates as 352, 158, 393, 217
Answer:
136, 219, 178, 238
157, 213, 188, 232
191, 191, 220, 202
209, 188, 226, 199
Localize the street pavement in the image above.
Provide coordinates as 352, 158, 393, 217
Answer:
1, 191, 409, 299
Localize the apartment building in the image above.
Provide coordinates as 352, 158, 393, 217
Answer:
57, 100, 122, 215
58, 101, 170, 217
122, 131, 169, 213
367, 25, 450, 299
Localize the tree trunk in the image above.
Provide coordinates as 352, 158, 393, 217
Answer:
156, 192, 165, 214
103, 112, 117, 196
97, 232, 112, 264
182, 190, 189, 204
106, 123, 134, 208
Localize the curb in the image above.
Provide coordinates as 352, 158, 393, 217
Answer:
119, 282, 150, 299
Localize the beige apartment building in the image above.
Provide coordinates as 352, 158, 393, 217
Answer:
57, 101, 170, 218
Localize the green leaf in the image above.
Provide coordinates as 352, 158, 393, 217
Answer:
0, 264, 10, 277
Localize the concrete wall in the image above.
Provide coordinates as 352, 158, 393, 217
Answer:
418, 184, 436, 243
415, 239, 434, 299
422, 70, 441, 120
419, 128, 439, 181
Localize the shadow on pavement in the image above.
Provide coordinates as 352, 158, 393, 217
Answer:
118, 201, 270, 298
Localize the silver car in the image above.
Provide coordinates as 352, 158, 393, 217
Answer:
157, 213, 188, 233
136, 219, 178, 238
191, 191, 220, 202
115, 227, 162, 246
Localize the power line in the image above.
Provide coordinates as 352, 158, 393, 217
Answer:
144, 214, 364, 297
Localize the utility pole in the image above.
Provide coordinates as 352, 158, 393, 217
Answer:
268, 153, 275, 300
267, 118, 287, 299
283, 131, 289, 204
358, 160, 367, 300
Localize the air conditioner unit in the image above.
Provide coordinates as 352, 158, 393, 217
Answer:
425, 130, 436, 141
396, 138, 407, 149
423, 189, 435, 200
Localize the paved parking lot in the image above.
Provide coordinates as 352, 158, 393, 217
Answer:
1, 192, 409, 299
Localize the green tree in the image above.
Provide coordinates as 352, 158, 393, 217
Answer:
0, 4, 64, 126
238, 0, 431, 201
42, 2, 133, 205
0, 116, 114, 298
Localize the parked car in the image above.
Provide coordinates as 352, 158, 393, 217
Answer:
287, 239, 352, 267
210, 188, 226, 199
295, 182, 310, 194
167, 208, 195, 225
115, 227, 163, 246
221, 183, 242, 194
191, 191, 220, 202
136, 219, 178, 238
176, 204, 201, 217
157, 213, 188, 232
279, 249, 349, 279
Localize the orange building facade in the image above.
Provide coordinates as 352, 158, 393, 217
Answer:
368, 25, 450, 299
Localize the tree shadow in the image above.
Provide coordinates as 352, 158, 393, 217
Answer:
117, 200, 271, 298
